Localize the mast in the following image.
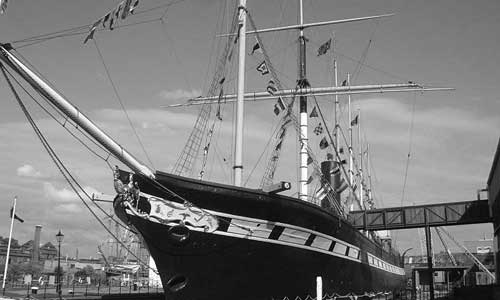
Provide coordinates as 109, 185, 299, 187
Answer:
366, 143, 373, 208
233, 0, 247, 187
0, 44, 155, 179
347, 73, 354, 211
333, 56, 339, 158
298, 0, 309, 201
357, 108, 364, 208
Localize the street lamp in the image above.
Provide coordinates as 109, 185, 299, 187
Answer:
55, 230, 64, 299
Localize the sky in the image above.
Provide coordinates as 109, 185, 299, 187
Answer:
0, 0, 499, 259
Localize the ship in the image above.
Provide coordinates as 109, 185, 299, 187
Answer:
0, 1, 453, 299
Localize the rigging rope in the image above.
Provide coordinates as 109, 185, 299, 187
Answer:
0, 63, 157, 273
92, 39, 155, 169
401, 92, 417, 206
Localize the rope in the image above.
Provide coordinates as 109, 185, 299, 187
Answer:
401, 93, 417, 206
92, 39, 155, 169
0, 63, 157, 274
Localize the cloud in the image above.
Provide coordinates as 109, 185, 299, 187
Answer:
43, 182, 102, 203
159, 89, 202, 100
17, 164, 44, 178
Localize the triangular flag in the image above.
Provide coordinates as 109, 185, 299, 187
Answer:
307, 156, 313, 165
109, 17, 115, 30
273, 104, 280, 116
267, 80, 277, 95
309, 106, 318, 118
341, 79, 347, 86
278, 127, 286, 139
219, 77, 225, 85
102, 12, 111, 27
256, 61, 269, 75
250, 42, 262, 55
10, 207, 24, 223
275, 140, 283, 151
277, 97, 285, 110
0, 0, 8, 14
313, 123, 323, 136
129, 0, 139, 14
319, 137, 329, 149
350, 115, 359, 126
84, 19, 102, 44
122, 0, 133, 19
114, 4, 122, 19
317, 38, 331, 56
306, 176, 314, 185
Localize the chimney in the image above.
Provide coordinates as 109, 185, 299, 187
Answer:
32, 225, 42, 263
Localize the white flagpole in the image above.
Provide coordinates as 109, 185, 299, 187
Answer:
2, 196, 17, 293
233, 0, 247, 187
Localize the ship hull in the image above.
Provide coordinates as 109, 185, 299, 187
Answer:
114, 170, 405, 299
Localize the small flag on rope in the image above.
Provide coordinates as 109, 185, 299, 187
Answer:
319, 137, 329, 149
102, 12, 111, 27
306, 176, 314, 185
267, 80, 277, 95
114, 4, 123, 19
350, 115, 359, 126
219, 77, 225, 85
274, 97, 286, 116
273, 104, 280, 116
129, 0, 140, 14
307, 156, 313, 165
340, 159, 347, 165
250, 41, 262, 55
0, 0, 8, 14
256, 61, 269, 75
275, 140, 283, 151
122, 0, 133, 19
84, 19, 103, 44
278, 127, 286, 139
317, 38, 331, 56
313, 123, 323, 136
309, 106, 318, 118
10, 207, 24, 223
109, 17, 115, 30
216, 88, 223, 120
339, 147, 344, 154
341, 79, 347, 86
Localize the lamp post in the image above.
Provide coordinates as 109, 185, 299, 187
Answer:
55, 230, 64, 300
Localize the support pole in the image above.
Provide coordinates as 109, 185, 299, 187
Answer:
298, 0, 309, 201
233, 0, 247, 186
425, 226, 435, 300
347, 73, 354, 211
2, 197, 16, 295
358, 109, 363, 209
316, 276, 322, 300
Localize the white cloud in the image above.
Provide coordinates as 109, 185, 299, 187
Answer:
17, 164, 44, 178
43, 182, 101, 203
159, 89, 202, 100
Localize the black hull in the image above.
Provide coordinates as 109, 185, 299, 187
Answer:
114, 170, 405, 299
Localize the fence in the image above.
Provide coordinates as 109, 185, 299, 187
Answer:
1, 280, 164, 299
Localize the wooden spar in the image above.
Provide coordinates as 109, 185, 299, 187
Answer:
217, 13, 395, 37
167, 86, 454, 107
185, 83, 423, 102
0, 44, 155, 179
